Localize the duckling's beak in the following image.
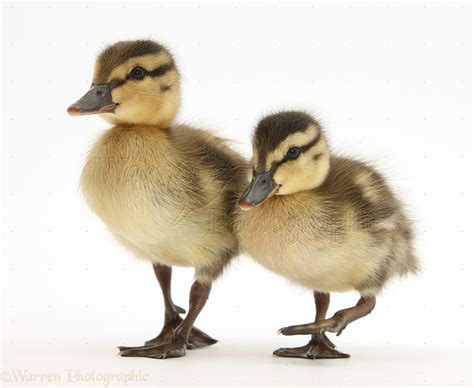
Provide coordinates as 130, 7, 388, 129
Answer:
239, 172, 278, 210
67, 84, 117, 116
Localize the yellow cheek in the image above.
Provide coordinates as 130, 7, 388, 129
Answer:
111, 79, 160, 103
273, 162, 293, 186
273, 157, 321, 195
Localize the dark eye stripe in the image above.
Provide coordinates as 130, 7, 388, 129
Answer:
148, 62, 174, 77
268, 132, 322, 175
299, 131, 321, 153
108, 62, 175, 90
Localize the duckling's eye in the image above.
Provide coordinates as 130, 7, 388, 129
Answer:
286, 147, 301, 160
130, 66, 146, 80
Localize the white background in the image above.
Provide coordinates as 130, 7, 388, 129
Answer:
1, 1, 472, 387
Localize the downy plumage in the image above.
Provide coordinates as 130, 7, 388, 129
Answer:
69, 40, 247, 359
237, 111, 419, 359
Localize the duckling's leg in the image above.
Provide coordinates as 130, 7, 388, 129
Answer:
144, 264, 186, 346
273, 292, 350, 359
279, 296, 376, 337
119, 281, 213, 359
126, 264, 216, 350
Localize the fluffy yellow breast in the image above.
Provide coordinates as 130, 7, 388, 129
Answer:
81, 126, 241, 281
236, 193, 385, 293
82, 127, 186, 233
80, 125, 225, 269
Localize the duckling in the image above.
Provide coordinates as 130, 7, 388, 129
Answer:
237, 111, 419, 359
68, 40, 248, 359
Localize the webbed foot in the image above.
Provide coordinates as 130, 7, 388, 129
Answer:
119, 339, 187, 359
119, 315, 217, 357
186, 326, 218, 349
273, 333, 349, 359
143, 315, 217, 349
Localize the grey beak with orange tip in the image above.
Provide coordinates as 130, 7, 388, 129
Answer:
238, 171, 279, 210
67, 84, 117, 116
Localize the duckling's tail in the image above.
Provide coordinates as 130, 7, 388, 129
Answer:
402, 252, 421, 276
